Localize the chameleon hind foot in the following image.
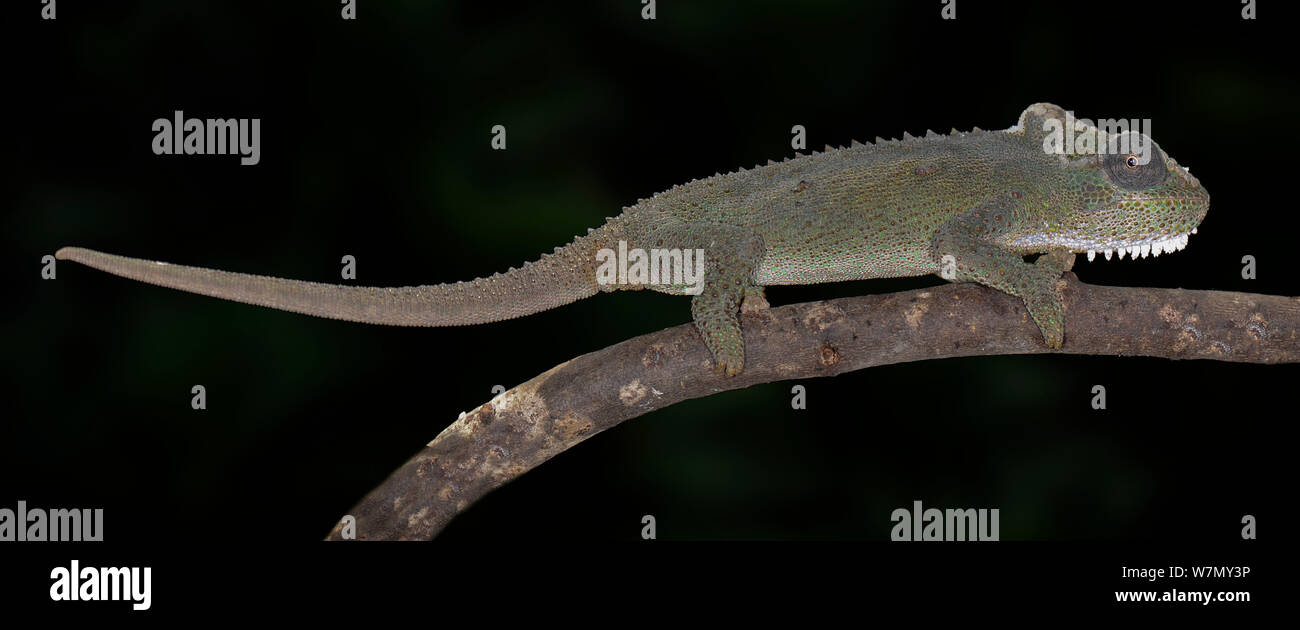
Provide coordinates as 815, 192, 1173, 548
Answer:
638, 215, 765, 376
740, 286, 770, 314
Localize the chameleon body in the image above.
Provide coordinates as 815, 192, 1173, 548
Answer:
57, 103, 1209, 375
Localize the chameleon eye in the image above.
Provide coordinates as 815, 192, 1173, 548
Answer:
1102, 138, 1167, 191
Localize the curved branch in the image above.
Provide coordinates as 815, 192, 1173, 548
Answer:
324, 276, 1300, 540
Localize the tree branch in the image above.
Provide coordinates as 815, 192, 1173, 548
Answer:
324, 276, 1300, 540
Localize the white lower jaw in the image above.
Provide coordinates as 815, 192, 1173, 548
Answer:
1085, 227, 1197, 262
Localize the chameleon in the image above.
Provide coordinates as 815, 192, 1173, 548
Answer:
57, 103, 1209, 375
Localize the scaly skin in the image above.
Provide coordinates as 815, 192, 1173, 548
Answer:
57, 103, 1210, 375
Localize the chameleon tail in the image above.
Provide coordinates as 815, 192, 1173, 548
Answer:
54, 236, 605, 327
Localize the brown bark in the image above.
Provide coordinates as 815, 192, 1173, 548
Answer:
324, 276, 1300, 540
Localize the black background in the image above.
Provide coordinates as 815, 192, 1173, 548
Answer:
4, 0, 1289, 614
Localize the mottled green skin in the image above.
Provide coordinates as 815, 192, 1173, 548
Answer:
57, 103, 1209, 376
608, 103, 1208, 373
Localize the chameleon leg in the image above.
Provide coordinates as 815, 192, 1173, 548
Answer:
934, 211, 1074, 348
693, 239, 766, 375
637, 216, 766, 375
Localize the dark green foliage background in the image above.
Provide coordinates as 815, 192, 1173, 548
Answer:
6, 0, 1294, 543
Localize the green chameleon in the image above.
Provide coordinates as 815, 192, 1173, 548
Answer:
57, 103, 1209, 375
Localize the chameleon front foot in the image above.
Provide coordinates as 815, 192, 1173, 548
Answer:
1020, 251, 1072, 348
935, 211, 1073, 350
1021, 285, 1065, 349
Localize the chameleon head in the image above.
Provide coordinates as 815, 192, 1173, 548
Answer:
1000, 103, 1210, 261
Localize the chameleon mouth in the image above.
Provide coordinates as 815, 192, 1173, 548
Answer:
1084, 227, 1197, 262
